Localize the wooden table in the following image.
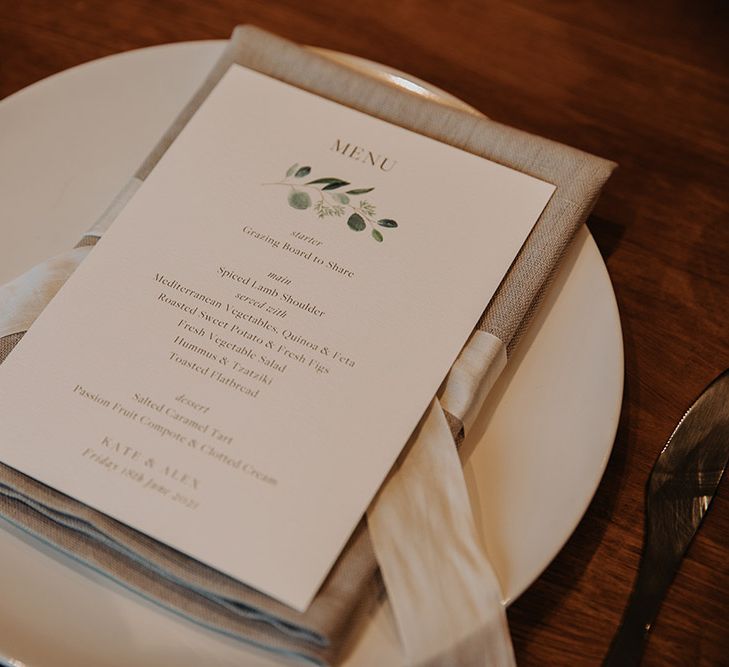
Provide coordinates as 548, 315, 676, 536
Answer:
2, 2, 727, 665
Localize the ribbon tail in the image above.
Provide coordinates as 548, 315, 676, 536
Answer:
367, 397, 515, 666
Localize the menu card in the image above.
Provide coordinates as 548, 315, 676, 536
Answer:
0, 65, 554, 611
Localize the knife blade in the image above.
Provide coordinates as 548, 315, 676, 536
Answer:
603, 368, 729, 666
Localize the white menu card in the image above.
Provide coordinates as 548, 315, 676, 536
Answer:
0, 65, 554, 610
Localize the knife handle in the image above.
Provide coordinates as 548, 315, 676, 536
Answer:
602, 548, 678, 666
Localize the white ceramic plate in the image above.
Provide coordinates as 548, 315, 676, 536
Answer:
0, 42, 623, 667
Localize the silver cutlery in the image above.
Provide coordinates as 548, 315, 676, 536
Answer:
603, 368, 729, 665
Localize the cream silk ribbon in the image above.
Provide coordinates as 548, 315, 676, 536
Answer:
0, 178, 141, 340
367, 332, 512, 666
0, 246, 91, 339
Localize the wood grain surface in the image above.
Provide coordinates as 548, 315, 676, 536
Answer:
1, 1, 727, 665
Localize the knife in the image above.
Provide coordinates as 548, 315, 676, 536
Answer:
603, 368, 729, 666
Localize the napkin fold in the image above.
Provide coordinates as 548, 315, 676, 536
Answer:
0, 25, 615, 666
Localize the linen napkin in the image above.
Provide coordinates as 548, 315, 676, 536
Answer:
0, 25, 615, 666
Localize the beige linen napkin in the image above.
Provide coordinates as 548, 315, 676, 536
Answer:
0, 25, 615, 666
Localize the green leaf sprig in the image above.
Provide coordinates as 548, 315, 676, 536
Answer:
263, 163, 399, 243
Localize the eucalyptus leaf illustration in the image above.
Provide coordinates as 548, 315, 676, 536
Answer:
263, 164, 399, 245
347, 213, 366, 231
288, 191, 311, 210
307, 178, 350, 190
